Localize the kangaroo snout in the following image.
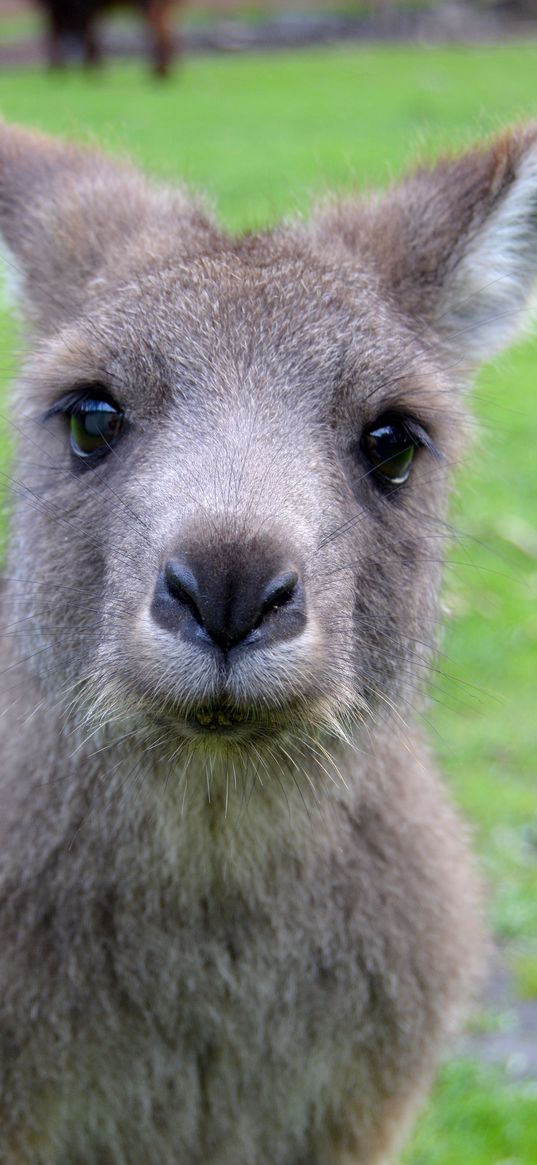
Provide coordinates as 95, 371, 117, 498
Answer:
152, 540, 306, 653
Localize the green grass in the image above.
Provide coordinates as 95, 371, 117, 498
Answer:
1, 45, 537, 227
0, 43, 536, 1162
404, 1060, 537, 1165
512, 946, 537, 999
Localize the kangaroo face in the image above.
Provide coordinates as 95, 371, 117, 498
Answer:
11, 235, 454, 758
2, 123, 537, 766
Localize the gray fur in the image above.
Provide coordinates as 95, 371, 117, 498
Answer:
1, 121, 536, 1164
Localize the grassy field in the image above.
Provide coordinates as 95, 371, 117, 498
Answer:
1, 43, 536, 1162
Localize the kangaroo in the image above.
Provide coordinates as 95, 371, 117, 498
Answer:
0, 120, 535, 1164
37, 0, 178, 76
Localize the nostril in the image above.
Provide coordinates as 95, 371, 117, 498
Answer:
260, 570, 300, 622
164, 560, 204, 628
152, 553, 306, 650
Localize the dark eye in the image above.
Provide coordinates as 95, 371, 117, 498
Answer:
361, 417, 421, 485
70, 398, 125, 458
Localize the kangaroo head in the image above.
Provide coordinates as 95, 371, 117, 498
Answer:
2, 122, 536, 773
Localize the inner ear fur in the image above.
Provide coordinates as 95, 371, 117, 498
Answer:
0, 122, 216, 334
309, 125, 537, 368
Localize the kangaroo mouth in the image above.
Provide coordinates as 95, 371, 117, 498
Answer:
183, 703, 269, 741
192, 705, 247, 732
179, 701, 292, 744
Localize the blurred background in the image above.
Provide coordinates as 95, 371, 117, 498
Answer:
0, 4, 536, 1162
3, 0, 537, 69
3, 0, 537, 68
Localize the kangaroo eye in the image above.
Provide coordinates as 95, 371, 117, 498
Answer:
70, 399, 124, 458
361, 417, 419, 485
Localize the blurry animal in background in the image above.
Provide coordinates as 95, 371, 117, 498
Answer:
36, 0, 179, 77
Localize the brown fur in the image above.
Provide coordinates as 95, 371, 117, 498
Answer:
1, 121, 536, 1164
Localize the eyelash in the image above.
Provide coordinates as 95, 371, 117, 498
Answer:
359, 413, 440, 488
45, 387, 126, 464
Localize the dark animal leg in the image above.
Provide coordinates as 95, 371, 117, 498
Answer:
83, 22, 103, 69
147, 0, 175, 78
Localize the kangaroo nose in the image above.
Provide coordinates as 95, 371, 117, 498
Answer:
152, 551, 306, 651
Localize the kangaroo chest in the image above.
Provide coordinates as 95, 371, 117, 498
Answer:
45, 866, 377, 1165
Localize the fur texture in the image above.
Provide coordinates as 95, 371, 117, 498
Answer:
1, 121, 536, 1164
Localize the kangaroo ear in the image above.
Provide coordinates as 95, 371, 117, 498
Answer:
310, 126, 537, 370
0, 122, 215, 334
